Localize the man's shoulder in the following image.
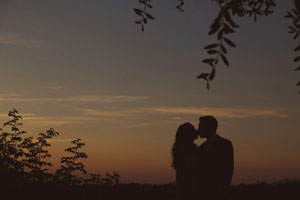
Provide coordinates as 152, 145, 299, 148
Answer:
216, 135, 233, 147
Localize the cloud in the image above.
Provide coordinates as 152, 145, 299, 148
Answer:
0, 93, 21, 97
121, 122, 156, 128
0, 112, 99, 127
45, 86, 65, 90
29, 138, 74, 143
0, 112, 35, 119
48, 139, 74, 143
148, 107, 287, 118
74, 107, 184, 128
0, 115, 71, 126
0, 94, 148, 103
24, 119, 72, 126
75, 108, 140, 117
22, 115, 100, 126
0, 33, 43, 48
121, 120, 180, 128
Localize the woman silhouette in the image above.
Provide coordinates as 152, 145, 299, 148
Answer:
171, 123, 198, 200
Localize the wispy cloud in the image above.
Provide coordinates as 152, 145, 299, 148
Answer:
48, 139, 74, 143
0, 114, 71, 126
75, 108, 140, 117
74, 107, 184, 128
0, 93, 21, 97
121, 122, 156, 128
0, 112, 35, 118
0, 33, 43, 48
0, 112, 98, 127
45, 86, 65, 91
148, 107, 287, 118
29, 138, 74, 143
0, 94, 148, 103
121, 120, 180, 128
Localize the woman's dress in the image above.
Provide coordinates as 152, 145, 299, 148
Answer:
175, 144, 198, 200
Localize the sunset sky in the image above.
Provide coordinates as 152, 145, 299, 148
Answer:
0, 0, 299, 184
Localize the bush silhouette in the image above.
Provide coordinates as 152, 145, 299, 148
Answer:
0, 108, 120, 187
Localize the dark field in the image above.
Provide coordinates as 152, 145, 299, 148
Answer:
1, 182, 300, 200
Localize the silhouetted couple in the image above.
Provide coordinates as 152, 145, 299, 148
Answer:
172, 116, 234, 200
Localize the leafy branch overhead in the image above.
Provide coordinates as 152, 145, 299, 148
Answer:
199, 0, 275, 89
134, 0, 298, 93
134, 0, 155, 32
285, 1, 300, 94
177, 0, 185, 12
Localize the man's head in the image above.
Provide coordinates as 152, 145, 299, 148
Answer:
198, 115, 218, 138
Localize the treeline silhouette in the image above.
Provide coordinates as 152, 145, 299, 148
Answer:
1, 109, 299, 200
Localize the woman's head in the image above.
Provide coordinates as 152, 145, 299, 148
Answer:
172, 123, 197, 170
175, 122, 197, 145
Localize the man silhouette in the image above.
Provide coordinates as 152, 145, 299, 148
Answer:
197, 116, 234, 200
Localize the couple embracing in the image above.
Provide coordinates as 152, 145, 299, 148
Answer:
171, 116, 234, 200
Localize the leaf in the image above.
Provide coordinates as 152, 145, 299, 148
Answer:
176, 0, 184, 12
223, 9, 239, 28
224, 37, 236, 47
134, 9, 143, 16
221, 44, 227, 54
284, 12, 293, 18
198, 73, 211, 90
289, 26, 296, 31
207, 50, 218, 54
295, 44, 300, 52
176, 5, 184, 12
215, 58, 219, 65
294, 32, 299, 40
295, 0, 300, 14
204, 44, 218, 49
295, 66, 300, 71
209, 68, 216, 81
292, 9, 298, 16
221, 53, 229, 66
202, 58, 216, 67
197, 73, 209, 80
294, 56, 300, 62
223, 26, 235, 34
206, 81, 210, 90
209, 22, 221, 35
145, 13, 155, 20
214, 10, 223, 25
218, 30, 223, 40
146, 3, 153, 9
202, 58, 216, 64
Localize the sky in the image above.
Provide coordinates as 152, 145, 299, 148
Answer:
0, 0, 299, 184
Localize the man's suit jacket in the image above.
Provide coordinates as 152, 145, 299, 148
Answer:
197, 134, 234, 192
